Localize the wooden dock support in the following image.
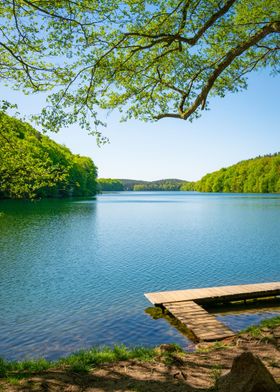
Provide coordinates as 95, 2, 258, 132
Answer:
145, 282, 280, 342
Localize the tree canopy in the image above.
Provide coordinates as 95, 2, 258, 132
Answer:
0, 112, 98, 198
1, 1, 279, 137
195, 153, 280, 193
133, 179, 186, 191
97, 178, 124, 191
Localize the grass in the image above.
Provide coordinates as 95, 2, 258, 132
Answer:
0, 345, 156, 379
242, 315, 280, 338
196, 341, 233, 353
58, 345, 156, 373
1, 315, 280, 382
0, 357, 54, 379
155, 343, 185, 365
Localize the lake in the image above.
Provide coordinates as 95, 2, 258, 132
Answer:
0, 192, 280, 360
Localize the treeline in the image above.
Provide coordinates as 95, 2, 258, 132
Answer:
134, 180, 184, 191
196, 153, 280, 193
120, 178, 188, 191
97, 178, 190, 192
0, 113, 98, 199
99, 153, 280, 194
180, 182, 196, 191
118, 179, 147, 191
97, 178, 124, 191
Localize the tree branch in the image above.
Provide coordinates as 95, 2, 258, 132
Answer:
124, 0, 237, 47
0, 41, 53, 72
185, 0, 237, 45
156, 21, 280, 120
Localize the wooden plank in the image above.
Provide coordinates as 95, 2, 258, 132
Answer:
145, 282, 280, 342
164, 301, 234, 341
145, 282, 280, 305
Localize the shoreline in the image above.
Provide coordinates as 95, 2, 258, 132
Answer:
1, 316, 280, 391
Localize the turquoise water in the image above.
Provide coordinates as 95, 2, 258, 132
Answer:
0, 192, 280, 360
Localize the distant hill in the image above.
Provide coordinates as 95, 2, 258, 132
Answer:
195, 153, 280, 193
100, 154, 280, 194
118, 178, 189, 191
118, 179, 148, 190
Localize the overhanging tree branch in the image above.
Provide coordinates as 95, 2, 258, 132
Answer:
156, 21, 280, 120
124, 0, 237, 47
0, 1, 279, 134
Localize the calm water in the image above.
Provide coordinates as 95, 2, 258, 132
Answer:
0, 192, 280, 360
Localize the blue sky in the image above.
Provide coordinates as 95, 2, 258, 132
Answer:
2, 69, 279, 181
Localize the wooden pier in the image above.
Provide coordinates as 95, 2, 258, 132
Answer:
145, 282, 280, 342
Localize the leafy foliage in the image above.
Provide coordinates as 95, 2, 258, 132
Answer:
121, 178, 187, 191
195, 153, 280, 193
180, 181, 196, 191
97, 178, 124, 192
118, 179, 150, 191
133, 180, 184, 191
0, 1, 279, 136
0, 113, 98, 199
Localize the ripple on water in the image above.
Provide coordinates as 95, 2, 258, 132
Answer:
0, 192, 280, 360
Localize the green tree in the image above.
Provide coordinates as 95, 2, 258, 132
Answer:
133, 179, 186, 191
0, 112, 98, 198
180, 181, 195, 191
0, 1, 279, 137
97, 179, 124, 192
195, 153, 280, 193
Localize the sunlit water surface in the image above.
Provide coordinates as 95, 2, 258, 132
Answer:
0, 192, 280, 360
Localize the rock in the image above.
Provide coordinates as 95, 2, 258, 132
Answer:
216, 351, 279, 392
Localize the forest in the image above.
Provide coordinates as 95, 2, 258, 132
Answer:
0, 113, 98, 199
100, 154, 280, 194
97, 179, 124, 191
120, 179, 187, 191
195, 154, 280, 193
2, 112, 280, 198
